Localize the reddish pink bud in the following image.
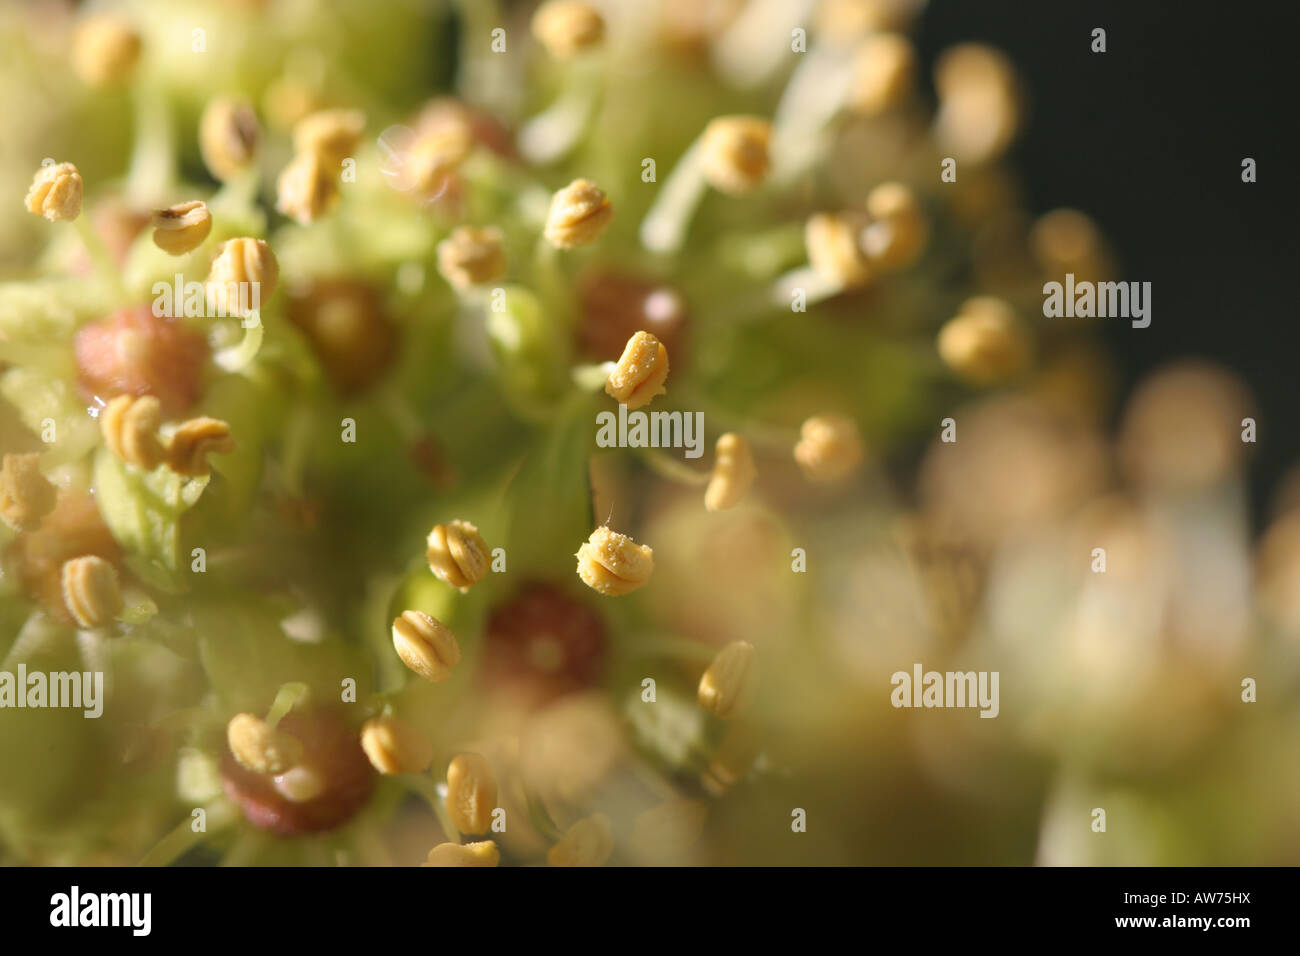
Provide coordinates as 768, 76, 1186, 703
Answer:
75, 305, 209, 417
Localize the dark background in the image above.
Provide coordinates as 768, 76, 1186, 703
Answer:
916, 0, 1300, 524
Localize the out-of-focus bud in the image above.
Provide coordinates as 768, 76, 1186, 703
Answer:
705, 433, 757, 512
937, 296, 1031, 387
794, 414, 864, 483
72, 14, 141, 87
532, 1, 605, 59
359, 716, 434, 775
445, 753, 498, 835
199, 98, 260, 182
847, 33, 915, 116
0, 453, 57, 532
933, 44, 1020, 165
863, 182, 926, 271
276, 150, 338, 224
437, 226, 507, 290
423, 841, 500, 867
698, 640, 757, 718
286, 280, 397, 395
700, 116, 772, 195
293, 108, 366, 167
1118, 362, 1255, 494
805, 211, 873, 289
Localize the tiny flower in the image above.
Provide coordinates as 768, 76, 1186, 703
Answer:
423, 841, 500, 867
199, 98, 260, 182
848, 33, 916, 116
25, 162, 83, 222
445, 752, 498, 835
629, 798, 707, 861
292, 108, 366, 166
805, 211, 873, 289
436, 226, 507, 290
100, 394, 166, 471
60, 554, 123, 628
150, 200, 212, 255
933, 44, 1020, 165
359, 715, 434, 775
544, 178, 614, 249
698, 640, 757, 719
705, 433, 757, 512
226, 713, 304, 775
391, 610, 462, 683
426, 519, 491, 592
700, 116, 772, 195
276, 149, 338, 224
532, 0, 606, 59
0, 453, 57, 532
794, 414, 864, 483
71, 13, 141, 87
547, 813, 615, 866
937, 297, 1030, 386
862, 182, 926, 272
205, 237, 279, 313
165, 417, 235, 477
406, 100, 476, 194
604, 330, 669, 410
575, 526, 654, 596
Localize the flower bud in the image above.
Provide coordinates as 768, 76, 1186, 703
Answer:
359, 715, 434, 775
547, 813, 615, 866
937, 297, 1030, 386
544, 178, 614, 249
532, 1, 605, 59
426, 519, 490, 592
423, 841, 500, 867
100, 394, 166, 471
165, 417, 235, 477
705, 433, 757, 512
805, 211, 872, 289
933, 44, 1020, 165
604, 330, 669, 410
151, 200, 212, 255
863, 182, 925, 272
445, 753, 498, 835
293, 108, 365, 167
199, 98, 260, 182
407, 101, 475, 194
391, 610, 462, 683
205, 237, 279, 313
276, 149, 338, 224
75, 307, 208, 417
436, 226, 507, 290
226, 713, 303, 775
25, 162, 83, 222
848, 33, 915, 115
700, 116, 772, 195
794, 414, 864, 483
60, 555, 123, 628
0, 453, 57, 532
286, 279, 396, 395
698, 640, 757, 718
72, 14, 141, 87
575, 526, 654, 596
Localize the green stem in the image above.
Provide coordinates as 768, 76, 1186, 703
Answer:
408, 774, 460, 844
636, 445, 709, 486
125, 83, 175, 207
137, 812, 215, 867
72, 216, 127, 306
213, 321, 264, 373
264, 681, 310, 729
